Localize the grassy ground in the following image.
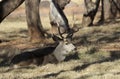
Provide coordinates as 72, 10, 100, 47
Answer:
0, 1, 120, 79
0, 56, 120, 79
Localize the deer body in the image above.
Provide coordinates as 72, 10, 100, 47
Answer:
10, 47, 56, 68
10, 41, 76, 69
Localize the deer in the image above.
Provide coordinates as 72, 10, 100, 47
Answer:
9, 7, 79, 68
8, 34, 78, 69
2, 0, 79, 71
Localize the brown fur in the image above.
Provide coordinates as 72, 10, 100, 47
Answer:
10, 46, 56, 68
9, 40, 77, 69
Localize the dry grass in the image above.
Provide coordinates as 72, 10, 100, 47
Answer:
0, 57, 120, 79
0, 1, 120, 79
0, 21, 120, 79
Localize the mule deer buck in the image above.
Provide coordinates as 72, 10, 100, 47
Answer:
9, 34, 78, 69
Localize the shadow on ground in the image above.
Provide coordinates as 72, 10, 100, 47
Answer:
31, 50, 120, 79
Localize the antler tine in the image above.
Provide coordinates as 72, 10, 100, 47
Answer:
58, 26, 64, 40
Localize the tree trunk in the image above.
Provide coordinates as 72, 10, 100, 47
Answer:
0, 0, 46, 43
109, 0, 117, 19
103, 0, 120, 22
109, 0, 120, 20
116, 0, 120, 17
96, 0, 105, 25
0, 0, 24, 22
82, 0, 101, 26
82, 0, 93, 26
102, 0, 109, 21
25, 0, 45, 43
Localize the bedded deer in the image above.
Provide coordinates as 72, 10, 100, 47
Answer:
9, 35, 78, 69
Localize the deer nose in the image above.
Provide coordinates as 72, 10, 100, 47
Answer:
74, 47, 77, 51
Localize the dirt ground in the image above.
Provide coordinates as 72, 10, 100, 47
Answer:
0, 1, 120, 79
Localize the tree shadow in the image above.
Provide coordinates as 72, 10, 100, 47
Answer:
30, 70, 66, 79
76, 71, 120, 79
94, 19, 120, 26
64, 52, 80, 61
32, 50, 120, 79
96, 32, 120, 43
73, 35, 92, 46
43, 70, 66, 78
0, 46, 55, 67
72, 50, 120, 71
73, 31, 120, 47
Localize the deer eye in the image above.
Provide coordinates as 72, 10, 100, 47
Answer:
64, 41, 69, 45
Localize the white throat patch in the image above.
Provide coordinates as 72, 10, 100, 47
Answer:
53, 42, 76, 62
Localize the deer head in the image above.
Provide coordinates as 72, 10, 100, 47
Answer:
52, 34, 77, 62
